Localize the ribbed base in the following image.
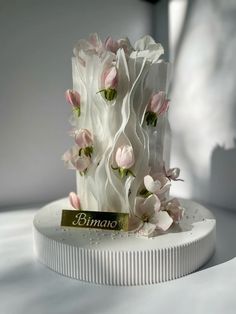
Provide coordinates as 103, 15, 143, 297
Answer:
33, 199, 216, 285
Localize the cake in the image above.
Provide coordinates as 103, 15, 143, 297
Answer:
33, 34, 216, 285
62, 33, 184, 237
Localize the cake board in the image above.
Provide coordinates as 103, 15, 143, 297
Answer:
33, 198, 216, 285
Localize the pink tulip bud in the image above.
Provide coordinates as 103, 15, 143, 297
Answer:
148, 91, 169, 115
115, 145, 135, 169
104, 36, 119, 53
74, 129, 93, 148
65, 89, 80, 108
104, 67, 118, 89
69, 192, 81, 210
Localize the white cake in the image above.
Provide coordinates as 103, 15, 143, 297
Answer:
33, 34, 216, 284
62, 33, 185, 237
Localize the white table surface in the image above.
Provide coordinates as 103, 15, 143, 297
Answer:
1, 201, 236, 314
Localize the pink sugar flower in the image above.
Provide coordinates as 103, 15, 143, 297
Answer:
104, 36, 119, 53
148, 91, 169, 115
117, 37, 134, 54
69, 192, 81, 210
115, 145, 135, 169
98, 66, 118, 101
145, 91, 169, 126
104, 66, 118, 89
62, 146, 91, 173
72, 155, 91, 172
112, 145, 135, 179
65, 89, 80, 109
74, 129, 93, 148
104, 36, 133, 55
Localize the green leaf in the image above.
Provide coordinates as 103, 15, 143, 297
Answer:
139, 188, 152, 198
84, 146, 93, 158
104, 88, 117, 101
127, 169, 136, 177
73, 107, 80, 117
145, 111, 158, 127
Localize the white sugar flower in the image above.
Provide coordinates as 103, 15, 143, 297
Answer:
165, 198, 185, 222
144, 174, 171, 196
134, 194, 173, 237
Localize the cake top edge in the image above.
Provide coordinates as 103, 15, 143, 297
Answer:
73, 32, 168, 64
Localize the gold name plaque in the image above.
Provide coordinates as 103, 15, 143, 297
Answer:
61, 210, 129, 231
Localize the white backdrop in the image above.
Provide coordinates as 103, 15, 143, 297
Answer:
0, 0, 150, 207
169, 0, 236, 210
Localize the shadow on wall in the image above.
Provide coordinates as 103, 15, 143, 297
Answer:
169, 0, 236, 209
210, 141, 236, 210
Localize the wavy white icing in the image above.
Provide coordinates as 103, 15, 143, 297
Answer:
72, 36, 170, 213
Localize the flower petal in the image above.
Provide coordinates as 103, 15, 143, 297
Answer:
62, 146, 79, 170
117, 37, 134, 54
138, 222, 156, 237
143, 194, 161, 214
69, 192, 81, 210
128, 215, 142, 232
160, 181, 171, 194
144, 175, 161, 193
65, 89, 80, 108
151, 211, 173, 232
88, 33, 101, 48
148, 92, 169, 115
134, 197, 146, 218
72, 155, 91, 172
74, 129, 93, 148
104, 67, 118, 89
166, 198, 185, 222
134, 35, 157, 50
104, 36, 119, 53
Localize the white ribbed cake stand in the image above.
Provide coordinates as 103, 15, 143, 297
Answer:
33, 198, 216, 285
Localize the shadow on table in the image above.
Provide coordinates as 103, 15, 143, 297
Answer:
198, 202, 236, 271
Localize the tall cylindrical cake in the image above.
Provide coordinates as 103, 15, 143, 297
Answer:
63, 33, 184, 237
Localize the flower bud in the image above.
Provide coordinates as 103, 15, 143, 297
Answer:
148, 91, 169, 115
69, 192, 81, 210
104, 36, 119, 53
74, 129, 93, 148
104, 67, 118, 89
98, 67, 118, 101
65, 89, 81, 109
115, 145, 135, 169
166, 168, 180, 180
